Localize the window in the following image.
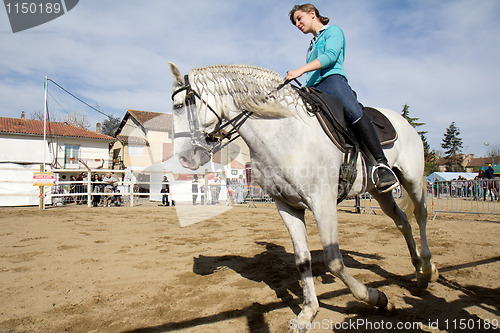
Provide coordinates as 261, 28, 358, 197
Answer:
64, 145, 80, 165
128, 144, 143, 156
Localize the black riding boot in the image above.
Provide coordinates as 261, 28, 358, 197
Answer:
350, 114, 399, 193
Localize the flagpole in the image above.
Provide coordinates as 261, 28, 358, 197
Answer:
43, 76, 48, 172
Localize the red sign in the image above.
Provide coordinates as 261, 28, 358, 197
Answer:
33, 172, 54, 186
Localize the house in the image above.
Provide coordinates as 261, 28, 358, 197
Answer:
464, 155, 500, 173
0, 113, 115, 206
112, 110, 251, 202
113, 109, 250, 173
112, 110, 174, 169
0, 114, 115, 169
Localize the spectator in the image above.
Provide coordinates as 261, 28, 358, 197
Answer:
236, 174, 247, 204
114, 189, 122, 206
76, 173, 85, 205
102, 172, 116, 207
91, 173, 103, 207
200, 175, 205, 205
69, 175, 78, 203
210, 173, 222, 204
192, 174, 199, 205
161, 176, 170, 206
485, 164, 494, 180
433, 177, 440, 198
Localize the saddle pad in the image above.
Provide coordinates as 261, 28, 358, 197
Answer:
315, 111, 349, 152
316, 106, 397, 152
363, 107, 398, 146
296, 86, 397, 151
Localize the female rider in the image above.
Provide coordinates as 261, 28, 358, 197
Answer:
286, 4, 398, 193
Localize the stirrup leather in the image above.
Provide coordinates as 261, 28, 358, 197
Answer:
371, 164, 400, 193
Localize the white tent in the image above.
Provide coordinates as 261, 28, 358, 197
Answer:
426, 172, 478, 182
0, 163, 52, 207
129, 154, 227, 203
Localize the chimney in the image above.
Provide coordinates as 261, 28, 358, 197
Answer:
21, 111, 25, 120
96, 122, 101, 133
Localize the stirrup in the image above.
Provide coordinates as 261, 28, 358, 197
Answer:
371, 164, 400, 193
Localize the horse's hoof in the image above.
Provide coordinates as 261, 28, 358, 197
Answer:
375, 290, 388, 308
288, 324, 308, 333
374, 291, 395, 312
288, 307, 318, 333
416, 264, 439, 288
430, 265, 440, 282
288, 319, 313, 333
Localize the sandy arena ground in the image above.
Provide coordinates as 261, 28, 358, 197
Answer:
0, 202, 499, 332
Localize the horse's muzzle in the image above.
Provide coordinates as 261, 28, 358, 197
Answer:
178, 146, 211, 170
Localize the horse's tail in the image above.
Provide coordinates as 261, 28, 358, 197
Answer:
398, 177, 427, 223
399, 190, 415, 223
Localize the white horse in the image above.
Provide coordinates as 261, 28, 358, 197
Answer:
168, 62, 438, 332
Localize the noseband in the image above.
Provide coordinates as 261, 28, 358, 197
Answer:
171, 74, 251, 155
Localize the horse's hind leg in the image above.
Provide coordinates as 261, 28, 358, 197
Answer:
369, 190, 424, 281
371, 175, 439, 287
399, 175, 439, 286
275, 201, 319, 332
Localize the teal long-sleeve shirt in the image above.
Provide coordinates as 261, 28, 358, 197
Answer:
305, 25, 347, 87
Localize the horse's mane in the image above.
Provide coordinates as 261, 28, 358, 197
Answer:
190, 65, 301, 118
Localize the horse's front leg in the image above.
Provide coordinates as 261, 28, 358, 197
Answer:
275, 201, 319, 333
313, 200, 393, 310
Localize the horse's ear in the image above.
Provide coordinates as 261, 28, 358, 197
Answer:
168, 62, 184, 85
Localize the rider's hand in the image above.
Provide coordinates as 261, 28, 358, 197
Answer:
286, 69, 304, 81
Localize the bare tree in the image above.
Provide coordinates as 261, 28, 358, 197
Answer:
63, 112, 90, 129
486, 144, 500, 158
29, 110, 60, 122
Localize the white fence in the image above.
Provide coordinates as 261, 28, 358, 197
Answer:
3, 165, 499, 218
429, 179, 499, 218
2, 168, 273, 208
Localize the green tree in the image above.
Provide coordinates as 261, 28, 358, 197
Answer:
441, 121, 464, 172
101, 115, 121, 137
401, 104, 425, 135
400, 104, 438, 175
422, 135, 439, 174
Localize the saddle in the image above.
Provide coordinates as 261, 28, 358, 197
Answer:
294, 87, 397, 202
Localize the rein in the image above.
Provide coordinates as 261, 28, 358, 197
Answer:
171, 74, 253, 154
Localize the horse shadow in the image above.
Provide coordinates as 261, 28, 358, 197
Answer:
328, 256, 500, 332
329, 279, 500, 333
193, 242, 327, 312
126, 244, 500, 333
193, 242, 384, 308
190, 245, 500, 333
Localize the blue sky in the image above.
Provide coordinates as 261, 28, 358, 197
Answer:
1, 0, 499, 156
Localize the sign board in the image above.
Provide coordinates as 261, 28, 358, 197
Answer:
33, 172, 54, 186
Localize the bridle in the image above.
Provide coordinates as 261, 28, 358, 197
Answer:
171, 74, 251, 155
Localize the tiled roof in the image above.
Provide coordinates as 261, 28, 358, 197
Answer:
127, 110, 172, 131
116, 135, 148, 145
0, 117, 115, 141
467, 157, 500, 167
